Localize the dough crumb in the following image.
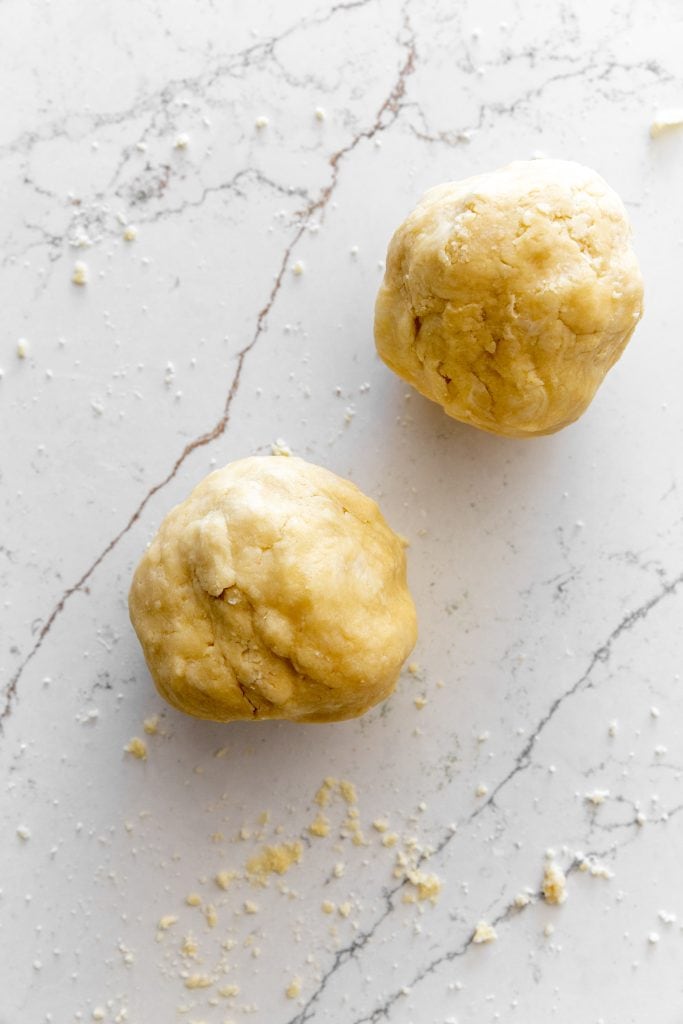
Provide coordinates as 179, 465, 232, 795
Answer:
648, 931, 660, 944
16, 338, 28, 359
243, 900, 259, 915
157, 914, 178, 931
286, 977, 302, 999
143, 714, 159, 735
585, 789, 609, 805
185, 892, 202, 907
308, 813, 330, 838
475, 783, 488, 797
338, 901, 352, 918
339, 780, 358, 805
204, 904, 218, 928
650, 109, 683, 137
246, 842, 303, 879
292, 260, 305, 276
514, 890, 532, 909
184, 974, 213, 989
315, 777, 337, 807
215, 870, 237, 891
174, 132, 190, 149
255, 115, 269, 129
321, 900, 335, 914
333, 861, 345, 878
218, 984, 240, 997
123, 225, 138, 242
406, 869, 442, 903
472, 921, 497, 944
372, 818, 390, 833
72, 260, 88, 286
542, 861, 567, 905
16, 825, 31, 841
314, 107, 326, 121
181, 933, 198, 958
124, 737, 147, 760
270, 438, 292, 457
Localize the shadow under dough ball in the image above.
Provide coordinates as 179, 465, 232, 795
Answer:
374, 159, 644, 438
129, 456, 417, 723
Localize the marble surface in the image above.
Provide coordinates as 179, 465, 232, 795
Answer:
2, 1, 683, 1021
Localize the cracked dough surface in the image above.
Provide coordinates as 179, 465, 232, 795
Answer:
129, 456, 417, 723
375, 159, 644, 437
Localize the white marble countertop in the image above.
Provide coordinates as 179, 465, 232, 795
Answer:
3, 1, 683, 1021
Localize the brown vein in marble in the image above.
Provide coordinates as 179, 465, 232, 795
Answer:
0, 16, 416, 726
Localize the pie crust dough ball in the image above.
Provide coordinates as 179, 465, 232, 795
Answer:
375, 159, 644, 437
129, 456, 417, 723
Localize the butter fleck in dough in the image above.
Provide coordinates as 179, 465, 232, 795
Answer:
129, 456, 417, 723
375, 159, 644, 437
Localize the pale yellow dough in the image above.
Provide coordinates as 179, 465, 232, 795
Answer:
129, 456, 417, 723
375, 159, 644, 437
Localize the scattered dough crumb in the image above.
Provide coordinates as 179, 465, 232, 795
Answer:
542, 861, 567, 905
16, 825, 31, 841
286, 977, 302, 999
244, 900, 259, 915
270, 438, 292, 457
373, 818, 390, 833
321, 900, 336, 914
333, 861, 345, 878
255, 115, 269, 129
543, 923, 555, 937
472, 921, 497, 944
174, 132, 190, 149
308, 813, 330, 838
124, 737, 147, 760
218, 984, 240, 997
181, 933, 198, 958
648, 931, 660, 944
514, 891, 532, 909
186, 892, 202, 907
658, 910, 677, 924
475, 783, 488, 798
72, 260, 88, 286
215, 870, 237, 891
382, 832, 398, 848
650, 109, 683, 137
184, 974, 213, 989
585, 789, 609, 805
16, 338, 28, 359
143, 714, 159, 735
157, 914, 178, 931
292, 260, 305, 276
339, 780, 358, 805
338, 901, 352, 918
315, 777, 337, 807
123, 225, 138, 242
414, 695, 428, 709
246, 842, 303, 879
314, 107, 326, 121
406, 869, 442, 903
204, 904, 218, 928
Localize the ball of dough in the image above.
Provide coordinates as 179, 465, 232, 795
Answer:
375, 159, 644, 437
129, 456, 417, 723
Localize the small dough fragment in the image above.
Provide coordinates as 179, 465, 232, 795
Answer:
375, 159, 644, 437
129, 456, 417, 723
